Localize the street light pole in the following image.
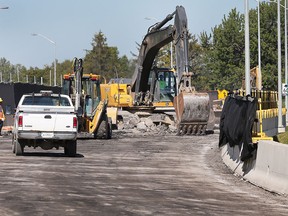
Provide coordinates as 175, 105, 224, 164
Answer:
1, 6, 9, 83
245, 0, 251, 95
258, 0, 288, 127
285, 0, 288, 123
277, 0, 285, 132
31, 33, 57, 86
257, 0, 261, 76
53, 44, 56, 86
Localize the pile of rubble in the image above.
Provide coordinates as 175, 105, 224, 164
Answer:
116, 111, 177, 136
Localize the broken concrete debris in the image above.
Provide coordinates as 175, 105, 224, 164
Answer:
117, 111, 177, 135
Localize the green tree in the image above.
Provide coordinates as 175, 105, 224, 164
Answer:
84, 31, 132, 81
154, 44, 173, 68
206, 8, 245, 90
203, 3, 287, 91
189, 33, 213, 91
57, 59, 74, 84
0, 58, 14, 82
256, 2, 279, 90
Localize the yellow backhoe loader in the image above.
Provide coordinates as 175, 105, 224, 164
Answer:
62, 58, 112, 139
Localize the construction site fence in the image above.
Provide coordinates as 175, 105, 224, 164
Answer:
237, 89, 278, 110
256, 108, 286, 119
217, 89, 278, 110
217, 89, 284, 137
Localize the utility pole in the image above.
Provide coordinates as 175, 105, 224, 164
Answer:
245, 0, 251, 95
277, 0, 285, 132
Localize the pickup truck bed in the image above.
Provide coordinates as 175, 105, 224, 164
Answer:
12, 91, 78, 156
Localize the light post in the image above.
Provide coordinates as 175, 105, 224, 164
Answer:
256, 0, 287, 131
244, 0, 251, 94
275, 1, 287, 128
31, 33, 56, 86
16, 66, 19, 82
257, 0, 261, 76
277, 0, 285, 132
0, 6, 7, 83
285, 0, 288, 124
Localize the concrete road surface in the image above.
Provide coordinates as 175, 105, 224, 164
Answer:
0, 132, 288, 215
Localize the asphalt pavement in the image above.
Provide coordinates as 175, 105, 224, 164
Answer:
0, 132, 288, 216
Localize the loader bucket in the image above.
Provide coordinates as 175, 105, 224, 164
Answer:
174, 92, 210, 135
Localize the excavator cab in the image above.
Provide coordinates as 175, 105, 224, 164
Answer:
150, 68, 176, 108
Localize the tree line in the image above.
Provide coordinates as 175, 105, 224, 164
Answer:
192, 2, 283, 91
0, 2, 285, 91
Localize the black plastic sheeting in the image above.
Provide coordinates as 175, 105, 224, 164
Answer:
219, 94, 257, 161
0, 83, 61, 126
0, 83, 61, 109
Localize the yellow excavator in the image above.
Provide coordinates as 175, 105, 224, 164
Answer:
62, 58, 112, 139
130, 5, 210, 135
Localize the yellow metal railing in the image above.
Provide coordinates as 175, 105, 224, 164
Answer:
237, 89, 278, 110
226, 90, 283, 142
256, 108, 286, 119
252, 98, 274, 143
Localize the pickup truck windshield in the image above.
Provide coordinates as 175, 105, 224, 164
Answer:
22, 96, 71, 106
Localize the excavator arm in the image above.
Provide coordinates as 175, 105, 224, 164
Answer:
173, 6, 210, 135
131, 26, 174, 94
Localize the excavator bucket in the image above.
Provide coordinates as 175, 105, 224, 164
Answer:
174, 92, 210, 135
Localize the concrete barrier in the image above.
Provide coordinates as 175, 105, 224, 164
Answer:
221, 140, 288, 195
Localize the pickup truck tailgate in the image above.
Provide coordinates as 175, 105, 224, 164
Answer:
18, 105, 76, 132
21, 112, 75, 132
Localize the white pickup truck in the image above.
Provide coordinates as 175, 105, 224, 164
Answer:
12, 91, 78, 156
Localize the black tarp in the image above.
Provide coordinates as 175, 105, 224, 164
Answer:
0, 83, 61, 126
219, 94, 257, 161
12, 83, 61, 107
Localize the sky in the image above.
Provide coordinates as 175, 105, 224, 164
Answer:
0, 0, 258, 69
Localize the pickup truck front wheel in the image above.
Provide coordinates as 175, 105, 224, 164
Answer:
64, 140, 77, 157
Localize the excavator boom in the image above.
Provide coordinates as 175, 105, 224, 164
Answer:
131, 25, 174, 94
